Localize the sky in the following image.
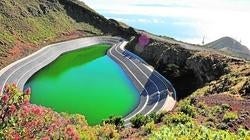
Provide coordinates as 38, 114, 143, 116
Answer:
82, 0, 250, 49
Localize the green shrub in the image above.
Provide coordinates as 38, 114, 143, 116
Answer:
95, 124, 120, 139
223, 111, 238, 123
217, 122, 229, 130
130, 114, 152, 128
148, 112, 165, 124
142, 121, 157, 135
180, 103, 197, 118
150, 122, 250, 140
197, 101, 207, 110
102, 116, 124, 129
221, 104, 230, 111
211, 105, 223, 115
205, 121, 215, 128
163, 112, 192, 125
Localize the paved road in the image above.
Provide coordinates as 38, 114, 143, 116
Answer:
0, 36, 176, 126
107, 38, 176, 125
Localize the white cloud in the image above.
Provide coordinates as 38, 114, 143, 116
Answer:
82, 0, 250, 49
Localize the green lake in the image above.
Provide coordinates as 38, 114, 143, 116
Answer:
25, 44, 139, 125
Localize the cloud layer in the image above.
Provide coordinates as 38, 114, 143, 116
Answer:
83, 0, 250, 49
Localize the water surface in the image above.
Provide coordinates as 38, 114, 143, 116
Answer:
25, 44, 139, 125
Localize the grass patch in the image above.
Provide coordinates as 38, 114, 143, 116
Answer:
223, 111, 238, 123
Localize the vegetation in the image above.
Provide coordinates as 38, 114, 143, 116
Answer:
1, 85, 248, 139
0, 0, 249, 139
102, 116, 124, 129
179, 100, 197, 118
0, 0, 105, 69
130, 114, 153, 128
223, 111, 238, 123
0, 85, 119, 139
192, 65, 250, 97
150, 122, 249, 140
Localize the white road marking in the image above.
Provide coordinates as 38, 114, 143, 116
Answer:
108, 43, 150, 122
114, 43, 161, 115
0, 37, 176, 125
2, 40, 95, 94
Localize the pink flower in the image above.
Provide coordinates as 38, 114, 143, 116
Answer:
32, 107, 43, 115
23, 99, 30, 105
13, 134, 20, 140
66, 126, 79, 137
66, 127, 74, 136
41, 136, 50, 140
11, 133, 20, 140
22, 105, 30, 114
9, 105, 17, 113
4, 85, 10, 94
12, 83, 17, 88
4, 84, 8, 90
24, 87, 31, 95
1, 94, 9, 103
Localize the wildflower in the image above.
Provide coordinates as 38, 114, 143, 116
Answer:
12, 83, 17, 88
66, 126, 80, 140
11, 133, 20, 140
66, 127, 75, 136
23, 98, 30, 105
41, 136, 50, 140
32, 107, 43, 115
24, 87, 31, 95
9, 105, 17, 113
22, 105, 30, 115
4, 85, 10, 94
1, 94, 9, 103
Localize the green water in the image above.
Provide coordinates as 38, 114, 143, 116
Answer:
25, 44, 139, 125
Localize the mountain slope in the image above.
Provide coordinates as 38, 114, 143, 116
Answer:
204, 37, 250, 60
0, 0, 136, 69
0, 0, 250, 139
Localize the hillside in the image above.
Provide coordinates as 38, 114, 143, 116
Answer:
0, 0, 136, 69
0, 0, 250, 139
205, 37, 250, 60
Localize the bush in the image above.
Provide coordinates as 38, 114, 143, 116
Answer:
142, 121, 157, 135
130, 114, 152, 128
150, 123, 250, 140
102, 116, 124, 129
204, 121, 215, 128
148, 112, 165, 124
211, 105, 223, 115
217, 122, 229, 130
221, 104, 231, 111
180, 103, 197, 118
0, 84, 95, 139
223, 111, 238, 123
95, 124, 120, 139
163, 112, 192, 125
0, 84, 30, 129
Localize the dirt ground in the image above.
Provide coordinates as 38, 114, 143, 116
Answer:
198, 94, 250, 131
0, 30, 85, 70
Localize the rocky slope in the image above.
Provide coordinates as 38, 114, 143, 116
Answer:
205, 37, 250, 60
127, 35, 244, 99
0, 0, 136, 69
126, 35, 250, 136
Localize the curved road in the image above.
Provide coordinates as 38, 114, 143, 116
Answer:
0, 36, 176, 125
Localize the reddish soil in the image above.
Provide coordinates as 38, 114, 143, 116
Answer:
0, 30, 86, 69
198, 94, 250, 131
